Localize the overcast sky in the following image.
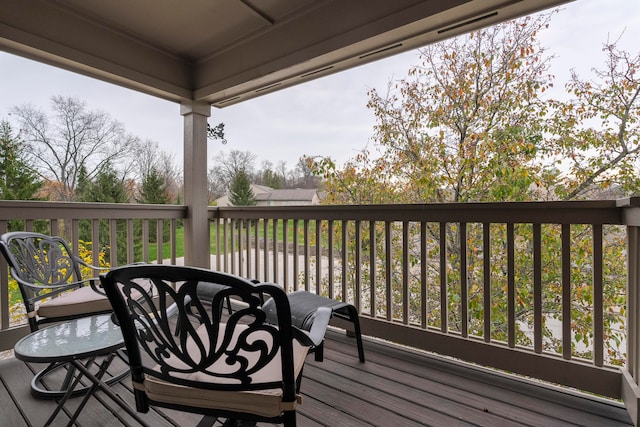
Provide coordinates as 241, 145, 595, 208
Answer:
1, 0, 638, 172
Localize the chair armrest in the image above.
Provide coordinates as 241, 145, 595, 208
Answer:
75, 256, 111, 272
12, 271, 90, 293
86, 277, 107, 295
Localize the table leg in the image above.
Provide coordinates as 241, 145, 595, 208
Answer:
65, 353, 116, 426
71, 357, 150, 427
43, 357, 96, 426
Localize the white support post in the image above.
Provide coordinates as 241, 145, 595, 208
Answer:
181, 101, 211, 268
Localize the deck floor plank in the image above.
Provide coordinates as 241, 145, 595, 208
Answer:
0, 330, 634, 427
321, 340, 583, 427
307, 355, 541, 427
0, 372, 29, 426
321, 331, 633, 427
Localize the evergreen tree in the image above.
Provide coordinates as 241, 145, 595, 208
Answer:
136, 167, 171, 251
76, 163, 128, 203
76, 163, 129, 264
229, 171, 256, 206
0, 120, 44, 232
75, 165, 91, 202
0, 120, 42, 201
137, 167, 171, 204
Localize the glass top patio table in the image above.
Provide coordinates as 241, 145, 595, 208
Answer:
14, 314, 124, 363
13, 314, 147, 426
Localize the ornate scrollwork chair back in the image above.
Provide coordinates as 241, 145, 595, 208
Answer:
102, 264, 313, 427
0, 231, 113, 331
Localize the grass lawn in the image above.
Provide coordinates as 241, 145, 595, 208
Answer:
149, 220, 318, 259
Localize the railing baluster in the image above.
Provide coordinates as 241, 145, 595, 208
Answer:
562, 224, 572, 360
355, 220, 362, 313
342, 219, 348, 302
385, 221, 392, 322
91, 219, 100, 270
507, 223, 515, 348
127, 219, 134, 264
156, 218, 163, 264
110, 219, 117, 267
170, 219, 177, 265
283, 219, 289, 291
328, 219, 334, 299
483, 223, 491, 342
440, 222, 447, 333
238, 219, 244, 277
230, 219, 236, 274
244, 219, 251, 280
628, 225, 640, 379
215, 217, 221, 271
293, 219, 299, 291
272, 219, 279, 285
533, 223, 542, 353
370, 220, 376, 318
421, 221, 427, 329
263, 219, 269, 282
461, 222, 468, 338
142, 219, 149, 263
0, 221, 8, 330
72, 219, 79, 249
315, 220, 322, 295
253, 218, 259, 281
593, 224, 604, 367
304, 219, 310, 291
402, 221, 409, 325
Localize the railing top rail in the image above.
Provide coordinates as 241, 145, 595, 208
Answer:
211, 199, 630, 225
0, 201, 187, 220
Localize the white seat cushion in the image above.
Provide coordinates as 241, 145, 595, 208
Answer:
141, 323, 309, 418
38, 285, 111, 318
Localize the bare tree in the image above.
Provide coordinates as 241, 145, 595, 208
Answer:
294, 156, 321, 188
11, 96, 140, 201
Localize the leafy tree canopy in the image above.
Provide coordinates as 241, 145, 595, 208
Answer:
312, 13, 640, 204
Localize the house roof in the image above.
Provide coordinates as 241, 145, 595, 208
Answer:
0, 0, 571, 107
250, 184, 275, 195
255, 188, 318, 202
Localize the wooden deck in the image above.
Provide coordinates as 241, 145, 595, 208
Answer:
0, 329, 633, 427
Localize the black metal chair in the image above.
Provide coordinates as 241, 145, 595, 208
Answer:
102, 264, 330, 427
197, 282, 365, 363
0, 231, 129, 398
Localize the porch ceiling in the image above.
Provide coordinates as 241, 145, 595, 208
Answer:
0, 0, 572, 108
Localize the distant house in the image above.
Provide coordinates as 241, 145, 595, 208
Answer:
215, 185, 321, 207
